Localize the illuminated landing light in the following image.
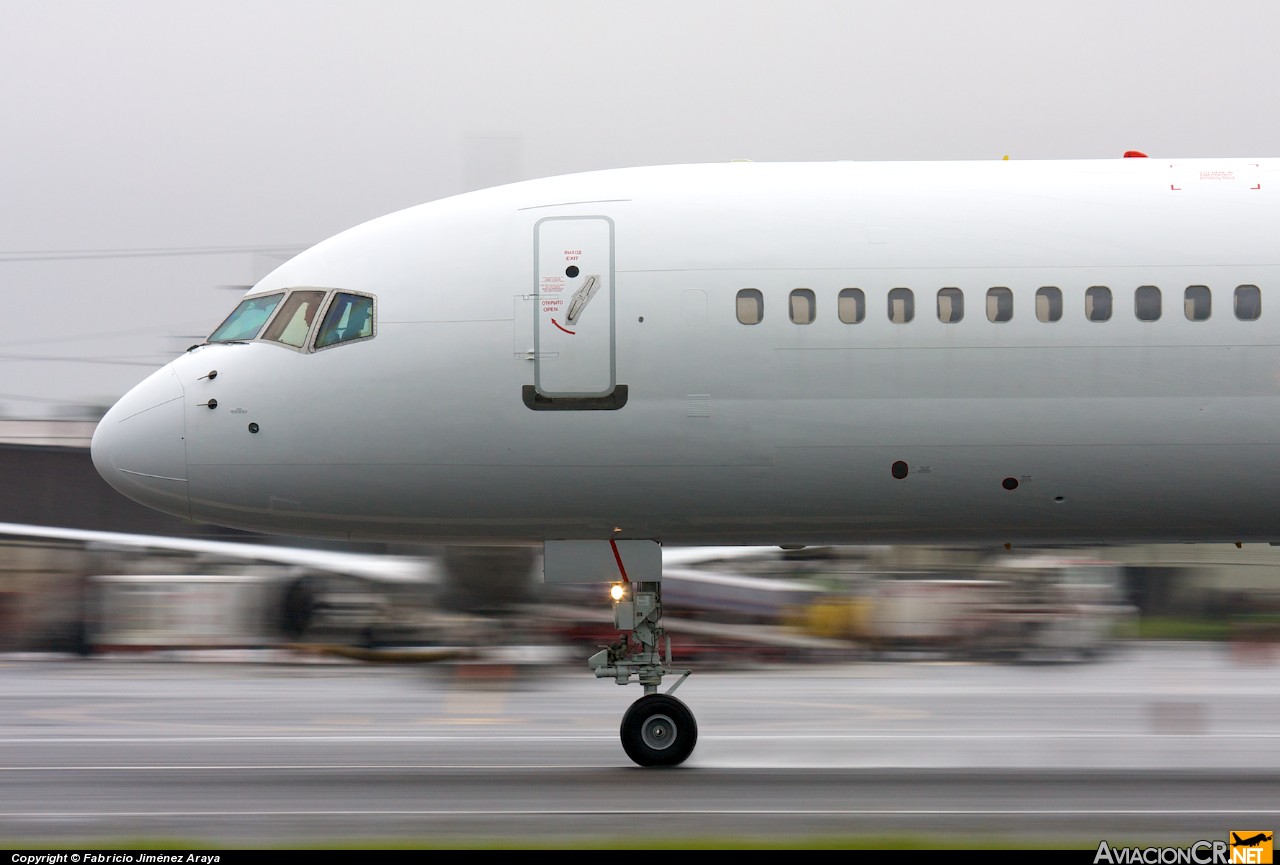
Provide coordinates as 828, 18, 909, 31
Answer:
610, 583, 626, 602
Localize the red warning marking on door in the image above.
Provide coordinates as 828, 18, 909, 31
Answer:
552, 318, 575, 335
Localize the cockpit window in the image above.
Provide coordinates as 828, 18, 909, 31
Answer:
207, 293, 284, 342
261, 290, 327, 348
315, 292, 375, 349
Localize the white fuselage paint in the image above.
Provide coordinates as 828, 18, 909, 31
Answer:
93, 158, 1280, 546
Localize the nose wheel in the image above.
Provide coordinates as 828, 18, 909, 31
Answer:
621, 693, 698, 767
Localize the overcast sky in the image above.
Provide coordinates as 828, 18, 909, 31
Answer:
2, 0, 1277, 415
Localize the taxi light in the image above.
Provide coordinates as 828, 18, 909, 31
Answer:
610, 583, 626, 602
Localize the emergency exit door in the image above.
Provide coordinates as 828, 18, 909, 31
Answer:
534, 216, 615, 398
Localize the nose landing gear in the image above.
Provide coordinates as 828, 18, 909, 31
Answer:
588, 579, 696, 767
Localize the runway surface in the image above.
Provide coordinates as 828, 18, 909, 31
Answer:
2, 641, 1278, 848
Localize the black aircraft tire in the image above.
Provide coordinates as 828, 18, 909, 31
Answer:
620, 693, 697, 767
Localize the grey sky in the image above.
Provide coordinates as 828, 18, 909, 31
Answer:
2, 0, 1277, 414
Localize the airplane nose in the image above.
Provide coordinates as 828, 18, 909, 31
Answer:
91, 363, 190, 520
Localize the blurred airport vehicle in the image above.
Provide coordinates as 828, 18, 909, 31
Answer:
716, 547, 1137, 661
835, 555, 1137, 661
86, 571, 449, 653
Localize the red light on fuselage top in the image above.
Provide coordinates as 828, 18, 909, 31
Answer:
1123, 151, 1149, 158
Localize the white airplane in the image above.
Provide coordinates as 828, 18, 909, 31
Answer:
91, 154, 1279, 766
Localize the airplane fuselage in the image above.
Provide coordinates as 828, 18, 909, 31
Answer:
94, 158, 1280, 547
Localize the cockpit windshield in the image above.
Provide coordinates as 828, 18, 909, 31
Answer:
315, 292, 375, 348
207, 293, 284, 342
205, 288, 376, 351
260, 290, 327, 348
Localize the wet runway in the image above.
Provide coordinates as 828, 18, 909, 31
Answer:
2, 641, 1278, 847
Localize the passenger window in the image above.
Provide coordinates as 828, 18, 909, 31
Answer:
261, 290, 327, 347
1184, 285, 1211, 321
1235, 284, 1262, 321
986, 287, 1012, 323
315, 292, 376, 349
936, 287, 963, 323
1085, 286, 1112, 322
736, 289, 764, 325
1035, 286, 1062, 322
789, 288, 816, 324
208, 292, 284, 342
838, 288, 865, 324
1134, 285, 1161, 322
888, 287, 914, 324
